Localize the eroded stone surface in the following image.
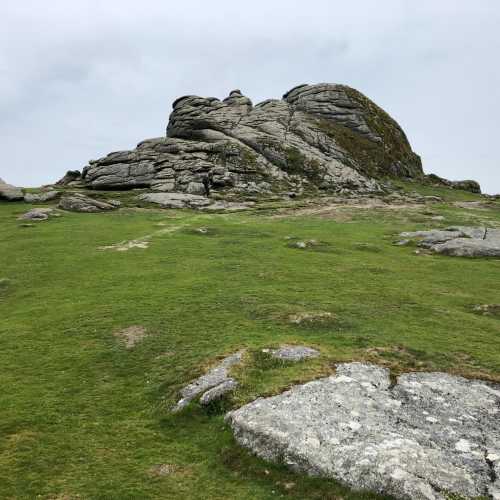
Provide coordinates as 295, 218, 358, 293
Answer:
138, 192, 211, 209
58, 193, 119, 213
401, 226, 500, 257
19, 208, 59, 221
173, 351, 244, 412
226, 363, 500, 500
262, 345, 320, 361
199, 379, 239, 405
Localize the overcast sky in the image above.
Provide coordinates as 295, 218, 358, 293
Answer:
1, 1, 499, 193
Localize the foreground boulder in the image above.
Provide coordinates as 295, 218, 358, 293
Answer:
400, 226, 500, 257
60, 84, 426, 198
58, 193, 119, 213
226, 363, 500, 500
0, 178, 23, 201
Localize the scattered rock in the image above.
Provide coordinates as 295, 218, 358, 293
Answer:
0, 179, 23, 201
226, 362, 500, 500
262, 345, 320, 361
400, 226, 500, 257
473, 304, 500, 317
138, 192, 211, 209
288, 239, 320, 249
172, 351, 245, 412
58, 193, 119, 213
99, 239, 150, 251
393, 239, 410, 246
201, 201, 255, 211
114, 325, 148, 349
148, 464, 177, 477
199, 379, 239, 406
19, 208, 59, 221
24, 191, 59, 203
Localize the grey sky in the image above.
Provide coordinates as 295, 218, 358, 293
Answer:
1, 1, 499, 193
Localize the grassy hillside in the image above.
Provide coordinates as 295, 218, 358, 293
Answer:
1, 186, 499, 499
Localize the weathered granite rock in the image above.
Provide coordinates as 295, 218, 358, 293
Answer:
262, 345, 320, 361
401, 226, 500, 257
199, 379, 239, 405
138, 192, 211, 209
173, 351, 245, 412
226, 363, 500, 500
24, 191, 59, 203
58, 193, 118, 213
56, 170, 82, 186
62, 84, 424, 198
19, 208, 59, 221
0, 179, 23, 201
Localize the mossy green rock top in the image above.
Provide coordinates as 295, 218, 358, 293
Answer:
66, 84, 423, 196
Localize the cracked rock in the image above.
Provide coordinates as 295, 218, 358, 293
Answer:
226, 362, 500, 500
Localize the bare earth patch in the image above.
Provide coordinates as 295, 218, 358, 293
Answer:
288, 311, 337, 325
114, 325, 148, 348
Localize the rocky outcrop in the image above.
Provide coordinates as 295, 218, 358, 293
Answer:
0, 178, 24, 201
400, 226, 500, 257
67, 84, 424, 197
226, 363, 500, 500
426, 174, 481, 194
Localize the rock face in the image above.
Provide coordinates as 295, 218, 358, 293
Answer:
0, 179, 24, 201
226, 363, 500, 500
68, 84, 424, 197
401, 226, 500, 257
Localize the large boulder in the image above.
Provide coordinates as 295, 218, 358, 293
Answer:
58, 193, 119, 213
226, 363, 500, 500
63, 84, 424, 197
0, 179, 23, 201
400, 226, 500, 257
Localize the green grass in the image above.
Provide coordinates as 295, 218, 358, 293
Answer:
1, 193, 500, 499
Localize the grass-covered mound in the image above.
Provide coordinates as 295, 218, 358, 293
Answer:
1, 184, 499, 499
